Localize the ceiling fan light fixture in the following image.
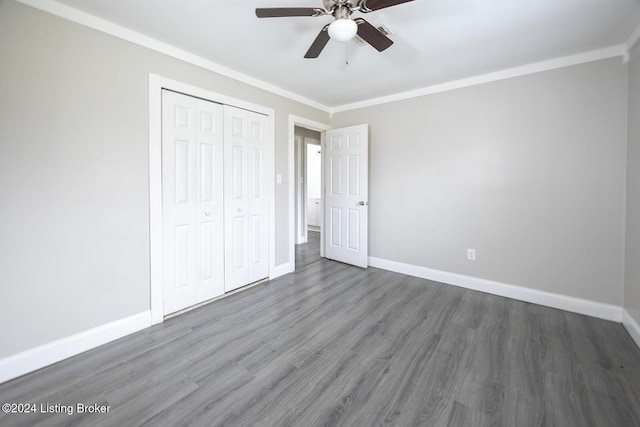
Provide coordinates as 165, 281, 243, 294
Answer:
256, 0, 409, 57
328, 18, 357, 42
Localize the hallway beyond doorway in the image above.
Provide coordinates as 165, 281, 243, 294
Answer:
295, 231, 320, 268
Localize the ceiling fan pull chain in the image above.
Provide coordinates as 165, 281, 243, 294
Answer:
345, 42, 350, 65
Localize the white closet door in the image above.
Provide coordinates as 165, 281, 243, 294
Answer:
246, 111, 269, 283
224, 105, 269, 291
162, 90, 224, 315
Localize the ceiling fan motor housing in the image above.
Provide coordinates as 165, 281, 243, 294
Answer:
323, 0, 358, 13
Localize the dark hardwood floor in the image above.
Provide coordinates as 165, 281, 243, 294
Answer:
1, 238, 640, 426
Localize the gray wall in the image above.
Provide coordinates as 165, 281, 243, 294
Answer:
625, 41, 640, 326
0, 1, 328, 358
295, 126, 321, 142
331, 59, 628, 305
0, 0, 635, 362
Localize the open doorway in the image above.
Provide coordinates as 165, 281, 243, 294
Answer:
295, 126, 322, 267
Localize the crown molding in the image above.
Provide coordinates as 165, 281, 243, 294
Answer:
330, 45, 628, 114
628, 21, 640, 52
15, 0, 331, 113
15, 0, 635, 116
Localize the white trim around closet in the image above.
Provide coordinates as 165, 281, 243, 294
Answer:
149, 73, 276, 325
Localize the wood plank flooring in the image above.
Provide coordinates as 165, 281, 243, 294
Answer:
1, 243, 640, 426
295, 230, 320, 268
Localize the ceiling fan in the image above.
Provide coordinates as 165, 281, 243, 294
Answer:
256, 0, 415, 58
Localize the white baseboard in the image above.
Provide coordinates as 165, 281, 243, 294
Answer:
271, 262, 293, 280
623, 309, 640, 348
369, 257, 623, 322
0, 311, 151, 384
1, 264, 634, 386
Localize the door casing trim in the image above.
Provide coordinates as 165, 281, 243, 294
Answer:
287, 115, 331, 273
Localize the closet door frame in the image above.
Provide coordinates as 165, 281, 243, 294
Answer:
148, 74, 276, 325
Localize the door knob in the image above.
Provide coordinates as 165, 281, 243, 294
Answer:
238, 207, 243, 212
358, 201, 368, 206
204, 211, 212, 216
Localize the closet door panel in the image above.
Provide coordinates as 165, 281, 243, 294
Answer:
162, 90, 224, 314
194, 97, 225, 302
224, 106, 269, 291
247, 114, 269, 283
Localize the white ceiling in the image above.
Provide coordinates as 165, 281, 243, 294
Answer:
44, 0, 640, 108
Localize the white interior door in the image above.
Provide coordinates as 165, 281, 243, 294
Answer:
324, 124, 369, 268
162, 90, 224, 315
224, 105, 269, 291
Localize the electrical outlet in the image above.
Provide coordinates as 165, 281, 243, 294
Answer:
467, 249, 476, 261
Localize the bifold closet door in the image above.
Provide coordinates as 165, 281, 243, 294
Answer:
162, 90, 225, 315
224, 105, 269, 292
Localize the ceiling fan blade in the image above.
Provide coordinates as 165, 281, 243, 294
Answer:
256, 7, 324, 18
304, 24, 331, 58
360, 0, 414, 12
355, 18, 393, 52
